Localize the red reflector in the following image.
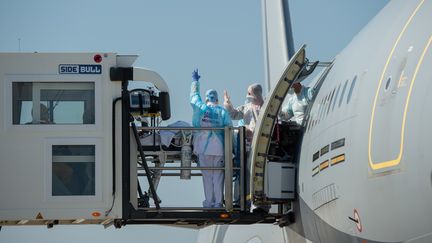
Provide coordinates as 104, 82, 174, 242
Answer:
92, 212, 101, 217
94, 54, 102, 63
219, 213, 230, 219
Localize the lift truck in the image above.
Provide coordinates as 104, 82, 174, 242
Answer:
0, 48, 312, 229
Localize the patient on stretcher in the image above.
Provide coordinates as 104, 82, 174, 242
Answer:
139, 120, 192, 151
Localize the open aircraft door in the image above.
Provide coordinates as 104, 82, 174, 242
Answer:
249, 45, 314, 207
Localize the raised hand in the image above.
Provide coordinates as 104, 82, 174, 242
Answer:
192, 69, 201, 82
223, 90, 231, 106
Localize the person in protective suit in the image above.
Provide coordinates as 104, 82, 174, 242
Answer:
281, 82, 315, 125
190, 69, 232, 208
223, 83, 264, 142
223, 83, 264, 207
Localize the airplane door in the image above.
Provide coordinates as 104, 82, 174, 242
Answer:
368, 1, 429, 172
249, 45, 307, 205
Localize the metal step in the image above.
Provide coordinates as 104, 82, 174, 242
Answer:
122, 210, 279, 228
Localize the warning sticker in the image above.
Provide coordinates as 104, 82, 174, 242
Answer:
353, 209, 362, 232
36, 212, 44, 220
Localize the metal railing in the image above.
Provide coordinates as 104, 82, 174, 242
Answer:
136, 126, 246, 212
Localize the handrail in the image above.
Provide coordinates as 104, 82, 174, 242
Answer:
137, 126, 239, 131
135, 125, 244, 212
139, 167, 241, 171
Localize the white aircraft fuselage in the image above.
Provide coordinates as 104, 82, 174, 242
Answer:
199, 1, 432, 242
295, 0, 432, 242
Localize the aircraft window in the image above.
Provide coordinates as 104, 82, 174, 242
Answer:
321, 94, 329, 120
338, 80, 349, 108
317, 98, 324, 123
318, 96, 326, 121
318, 96, 328, 121
307, 111, 315, 131
347, 75, 357, 104
324, 92, 331, 118
12, 82, 95, 125
327, 88, 336, 115
305, 117, 311, 132
52, 145, 95, 196
331, 138, 345, 150
385, 76, 392, 91
306, 102, 315, 132
332, 84, 341, 112
313, 151, 320, 161
320, 145, 329, 156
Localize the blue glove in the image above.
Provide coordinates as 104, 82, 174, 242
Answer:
192, 69, 201, 81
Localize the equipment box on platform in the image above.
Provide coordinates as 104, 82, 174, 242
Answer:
265, 161, 296, 202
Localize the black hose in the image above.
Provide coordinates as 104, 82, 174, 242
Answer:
112, 97, 122, 196
106, 97, 122, 216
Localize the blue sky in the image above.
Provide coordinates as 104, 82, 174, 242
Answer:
0, 0, 387, 242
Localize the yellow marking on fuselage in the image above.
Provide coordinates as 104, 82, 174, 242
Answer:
369, 36, 431, 170
319, 160, 329, 171
331, 154, 345, 165
368, 0, 426, 170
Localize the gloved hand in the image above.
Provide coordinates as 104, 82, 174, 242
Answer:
223, 90, 232, 107
192, 69, 201, 82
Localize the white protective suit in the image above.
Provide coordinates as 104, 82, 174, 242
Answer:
282, 85, 315, 125
190, 81, 232, 208
224, 83, 264, 142
224, 83, 264, 205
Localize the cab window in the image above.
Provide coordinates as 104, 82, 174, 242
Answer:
12, 82, 95, 125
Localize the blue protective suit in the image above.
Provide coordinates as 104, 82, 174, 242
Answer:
190, 81, 232, 155
190, 80, 232, 208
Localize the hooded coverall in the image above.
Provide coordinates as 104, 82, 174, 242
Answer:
224, 83, 264, 205
190, 81, 232, 208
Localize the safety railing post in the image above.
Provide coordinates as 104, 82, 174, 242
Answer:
224, 126, 233, 211
239, 126, 245, 211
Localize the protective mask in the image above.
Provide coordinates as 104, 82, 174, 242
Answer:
246, 96, 256, 104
